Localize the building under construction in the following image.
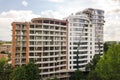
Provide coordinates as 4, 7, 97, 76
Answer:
67, 8, 104, 71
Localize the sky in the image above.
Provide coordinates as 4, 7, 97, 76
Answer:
0, 0, 120, 41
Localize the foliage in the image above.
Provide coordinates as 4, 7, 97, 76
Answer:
0, 58, 12, 80
85, 54, 101, 80
95, 44, 120, 80
104, 41, 120, 52
0, 58, 6, 80
8, 53, 11, 61
53, 76, 58, 80
46, 78, 51, 80
0, 41, 11, 44
71, 70, 84, 80
46, 76, 58, 80
11, 62, 40, 80
0, 51, 6, 54
87, 70, 101, 80
104, 42, 109, 53
25, 62, 40, 80
11, 66, 26, 80
0, 43, 2, 45
3, 64, 12, 80
85, 54, 100, 72
79, 44, 120, 80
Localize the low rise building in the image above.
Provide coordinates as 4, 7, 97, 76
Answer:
0, 43, 12, 54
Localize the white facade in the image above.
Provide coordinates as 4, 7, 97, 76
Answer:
83, 8, 104, 55
67, 12, 95, 71
67, 8, 104, 71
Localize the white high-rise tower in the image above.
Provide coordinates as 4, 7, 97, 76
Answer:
67, 8, 104, 71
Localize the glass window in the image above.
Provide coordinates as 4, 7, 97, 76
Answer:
97, 10, 102, 15
73, 18, 78, 22
73, 23, 77, 26
79, 19, 85, 23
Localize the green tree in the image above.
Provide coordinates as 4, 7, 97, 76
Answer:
71, 70, 84, 80
8, 53, 11, 61
10, 62, 40, 80
0, 58, 6, 80
0, 51, 6, 54
25, 62, 40, 80
11, 66, 26, 80
0, 58, 12, 80
46, 78, 51, 80
95, 44, 120, 80
85, 54, 100, 72
3, 64, 12, 80
53, 76, 58, 80
87, 70, 101, 80
85, 54, 101, 80
104, 41, 119, 53
104, 42, 109, 53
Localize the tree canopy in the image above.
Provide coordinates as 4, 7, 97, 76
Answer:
0, 58, 12, 80
11, 66, 26, 80
85, 54, 100, 72
11, 62, 40, 80
0, 58, 6, 80
95, 44, 120, 80
25, 62, 40, 80
70, 70, 85, 80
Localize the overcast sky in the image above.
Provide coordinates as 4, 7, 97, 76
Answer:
0, 0, 120, 41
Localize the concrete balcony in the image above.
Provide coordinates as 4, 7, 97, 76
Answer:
29, 50, 43, 53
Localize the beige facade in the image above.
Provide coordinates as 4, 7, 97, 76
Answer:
0, 43, 12, 54
0, 54, 8, 59
11, 18, 68, 80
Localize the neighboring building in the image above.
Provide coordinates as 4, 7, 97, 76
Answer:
83, 8, 104, 55
11, 18, 68, 80
67, 8, 104, 71
0, 54, 8, 59
67, 12, 94, 71
0, 43, 12, 54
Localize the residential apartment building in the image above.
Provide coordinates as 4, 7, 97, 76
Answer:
83, 8, 104, 55
67, 8, 104, 71
0, 54, 8, 59
0, 43, 12, 54
67, 12, 94, 71
11, 8, 104, 79
11, 18, 68, 80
